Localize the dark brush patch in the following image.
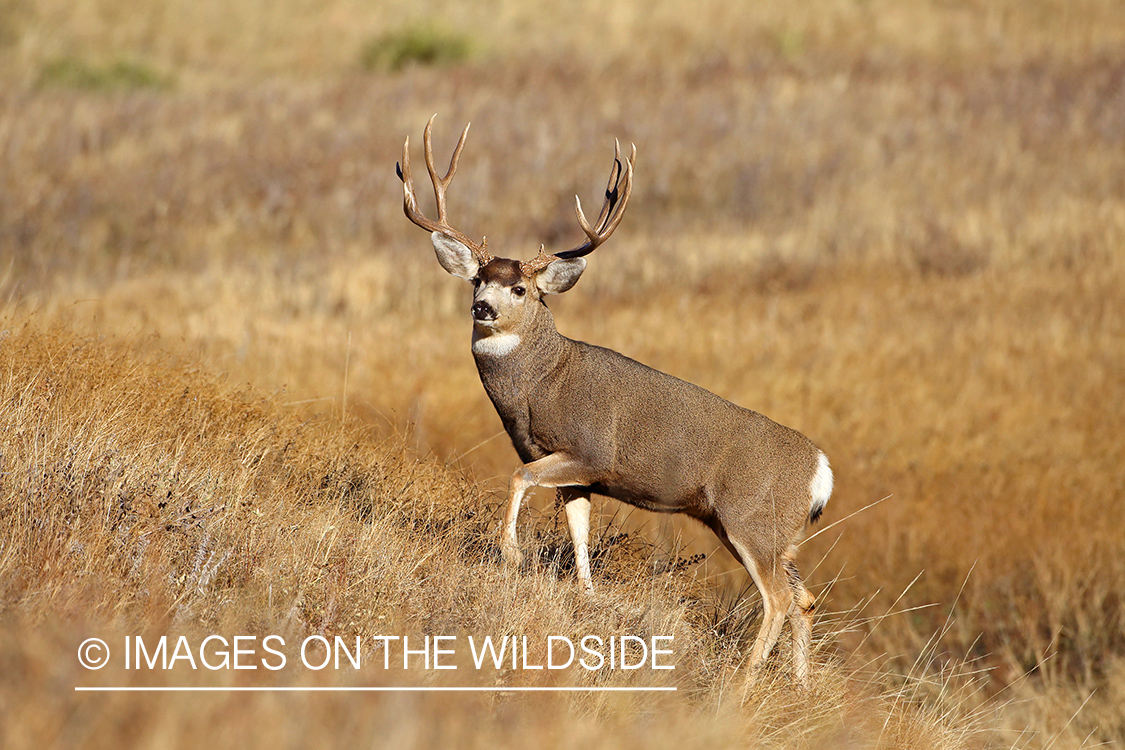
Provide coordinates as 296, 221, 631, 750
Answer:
783, 558, 802, 589
809, 502, 824, 524
783, 558, 816, 612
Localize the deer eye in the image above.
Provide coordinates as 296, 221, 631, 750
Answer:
512, 286, 526, 297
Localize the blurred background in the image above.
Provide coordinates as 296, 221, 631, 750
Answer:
1, 0, 1124, 746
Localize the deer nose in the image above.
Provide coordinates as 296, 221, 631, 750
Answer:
471, 300, 496, 320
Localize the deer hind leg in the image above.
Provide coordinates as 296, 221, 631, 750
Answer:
783, 550, 816, 688
716, 529, 793, 676
559, 487, 594, 594
744, 555, 793, 674
502, 452, 594, 570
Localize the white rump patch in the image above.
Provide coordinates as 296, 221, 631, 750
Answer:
472, 331, 521, 357
808, 451, 833, 521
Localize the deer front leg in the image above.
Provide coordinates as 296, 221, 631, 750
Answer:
500, 469, 531, 568
502, 453, 594, 570
559, 487, 594, 593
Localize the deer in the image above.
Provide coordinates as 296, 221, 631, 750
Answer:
396, 116, 833, 686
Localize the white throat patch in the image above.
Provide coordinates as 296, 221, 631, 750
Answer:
472, 330, 521, 357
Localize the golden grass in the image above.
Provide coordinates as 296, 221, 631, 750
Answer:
0, 326, 985, 749
2, 0, 1125, 746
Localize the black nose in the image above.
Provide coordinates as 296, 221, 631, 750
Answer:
472, 300, 496, 320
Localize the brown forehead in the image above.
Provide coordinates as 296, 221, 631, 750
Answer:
478, 258, 526, 285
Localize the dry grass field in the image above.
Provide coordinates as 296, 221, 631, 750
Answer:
2, 0, 1124, 747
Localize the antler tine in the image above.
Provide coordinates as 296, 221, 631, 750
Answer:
555, 140, 635, 260
588, 139, 623, 232
519, 245, 556, 276
397, 115, 492, 265
397, 135, 416, 212
423, 114, 470, 224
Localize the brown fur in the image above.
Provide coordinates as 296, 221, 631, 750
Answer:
478, 258, 525, 287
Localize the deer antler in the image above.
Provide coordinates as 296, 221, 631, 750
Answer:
520, 139, 635, 275
397, 115, 493, 266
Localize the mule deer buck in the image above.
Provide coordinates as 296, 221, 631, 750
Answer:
397, 116, 833, 685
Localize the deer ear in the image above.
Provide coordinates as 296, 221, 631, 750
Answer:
534, 257, 587, 295
431, 231, 480, 280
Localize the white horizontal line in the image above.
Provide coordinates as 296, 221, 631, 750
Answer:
75, 686, 676, 693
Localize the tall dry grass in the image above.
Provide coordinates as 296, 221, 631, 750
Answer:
2, 0, 1124, 746
0, 326, 986, 749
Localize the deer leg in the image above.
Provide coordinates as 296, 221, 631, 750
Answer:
502, 452, 594, 570
744, 559, 792, 674
784, 552, 816, 688
559, 487, 594, 594
501, 472, 531, 568
714, 526, 792, 677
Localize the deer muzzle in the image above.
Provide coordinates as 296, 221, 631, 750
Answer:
471, 300, 497, 322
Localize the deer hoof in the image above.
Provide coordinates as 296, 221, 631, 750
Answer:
501, 540, 523, 569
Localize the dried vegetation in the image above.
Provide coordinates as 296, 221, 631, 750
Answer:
2, 0, 1124, 747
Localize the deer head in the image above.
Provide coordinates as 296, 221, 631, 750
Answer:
397, 116, 634, 341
